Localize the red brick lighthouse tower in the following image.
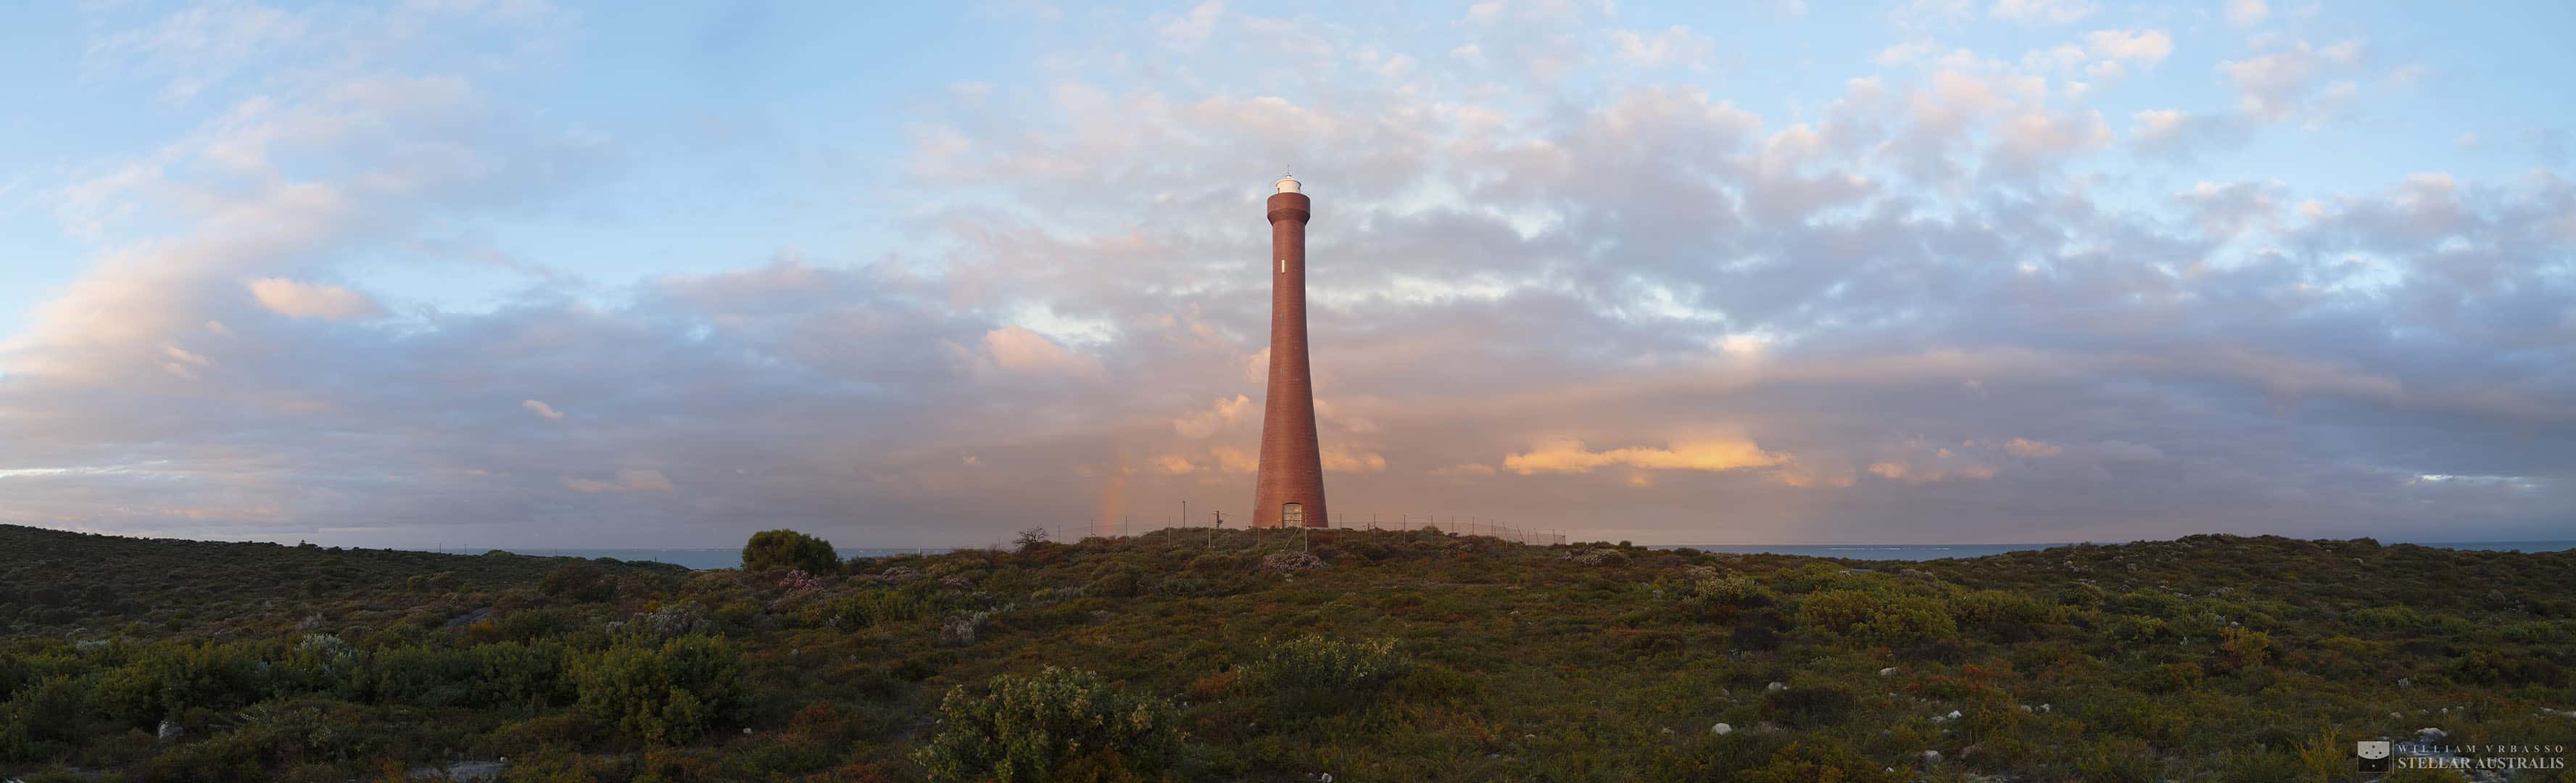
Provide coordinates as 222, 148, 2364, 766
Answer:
1254, 173, 1328, 529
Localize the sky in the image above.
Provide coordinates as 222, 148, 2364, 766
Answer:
1, 0, 2570, 548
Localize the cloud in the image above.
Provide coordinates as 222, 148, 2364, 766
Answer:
562, 469, 674, 493
2176, 180, 2287, 237
2221, 39, 2368, 122
522, 399, 564, 419
158, 344, 212, 381
979, 326, 1106, 380
1211, 447, 1258, 473
2129, 108, 2250, 160
1157, 1, 1223, 50
1503, 438, 1790, 476
2224, 0, 2269, 26
2005, 437, 2063, 457
248, 278, 384, 320
1322, 445, 1388, 473
1611, 25, 1715, 70
1989, 0, 2093, 24
1172, 395, 1253, 438
2084, 29, 2171, 65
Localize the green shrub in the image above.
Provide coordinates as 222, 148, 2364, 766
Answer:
571, 634, 750, 745
742, 529, 842, 576
491, 608, 581, 642
914, 666, 1182, 783
2127, 661, 2204, 694
476, 640, 571, 707
94, 641, 270, 726
2348, 605, 2425, 629
1675, 573, 1773, 621
1759, 681, 1860, 728
539, 562, 618, 602
2500, 621, 2565, 643
1795, 590, 1881, 629
357, 644, 486, 708
2219, 627, 2273, 668
1864, 596, 1960, 647
2218, 747, 2306, 782
2107, 615, 2174, 645
1085, 569, 1140, 598
1739, 738, 1902, 783
0, 675, 86, 761
1797, 591, 1957, 646
2117, 591, 2186, 618
805, 590, 929, 631
1237, 634, 1410, 712
2075, 735, 2159, 783
1952, 589, 2062, 626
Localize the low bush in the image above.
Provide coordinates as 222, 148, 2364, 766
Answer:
1797, 590, 1958, 647
805, 589, 929, 631
1759, 681, 1860, 729
1673, 573, 1774, 621
1236, 634, 1410, 713
357, 645, 484, 708
539, 562, 618, 602
742, 529, 841, 576
914, 666, 1183, 783
0, 674, 86, 761
1952, 589, 2062, 626
2127, 661, 2204, 694
569, 634, 749, 745
2218, 627, 2273, 668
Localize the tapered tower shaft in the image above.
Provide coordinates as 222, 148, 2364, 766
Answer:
1254, 175, 1328, 529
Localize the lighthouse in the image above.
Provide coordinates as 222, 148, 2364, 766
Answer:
1254, 173, 1328, 529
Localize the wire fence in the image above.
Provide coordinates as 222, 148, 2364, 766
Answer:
1051, 511, 1569, 548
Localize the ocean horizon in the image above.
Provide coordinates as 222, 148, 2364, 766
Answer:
402, 539, 2576, 571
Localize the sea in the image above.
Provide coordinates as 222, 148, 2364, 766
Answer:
409, 540, 2576, 571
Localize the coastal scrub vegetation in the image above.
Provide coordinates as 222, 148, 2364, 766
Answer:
2, 523, 2573, 780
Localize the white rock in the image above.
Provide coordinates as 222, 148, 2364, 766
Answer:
2038, 703, 2052, 713
2398, 677, 2412, 687
156, 720, 183, 742
2018, 705, 2033, 713
1947, 710, 1963, 719
1712, 723, 1733, 735
2417, 727, 2448, 741
1661, 727, 1675, 734
1766, 682, 1787, 692
1879, 667, 1897, 676
2390, 712, 2405, 719
1922, 750, 1942, 763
